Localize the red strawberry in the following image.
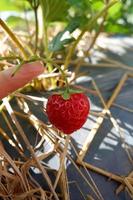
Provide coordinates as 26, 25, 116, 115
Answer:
46, 93, 90, 134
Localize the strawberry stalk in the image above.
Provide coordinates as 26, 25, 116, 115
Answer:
52, 63, 71, 99
53, 62, 84, 99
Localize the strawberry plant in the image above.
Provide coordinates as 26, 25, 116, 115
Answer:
0, 0, 132, 199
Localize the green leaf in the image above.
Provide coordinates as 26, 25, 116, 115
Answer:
67, 0, 80, 6
48, 31, 75, 52
91, 1, 104, 11
0, 0, 19, 11
66, 17, 80, 32
108, 2, 122, 18
69, 88, 83, 94
6, 16, 27, 28
68, 16, 88, 29
68, 0, 91, 16
68, 0, 91, 9
0, 0, 30, 11
48, 15, 89, 52
40, 0, 69, 22
48, 18, 79, 52
105, 23, 130, 34
59, 87, 84, 100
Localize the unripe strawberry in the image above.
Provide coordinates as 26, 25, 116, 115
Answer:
46, 93, 90, 134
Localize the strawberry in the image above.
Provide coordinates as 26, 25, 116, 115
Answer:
46, 92, 90, 134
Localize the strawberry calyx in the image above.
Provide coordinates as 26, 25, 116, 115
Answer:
58, 87, 84, 100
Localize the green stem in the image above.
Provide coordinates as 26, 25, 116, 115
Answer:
44, 23, 49, 56
44, 22, 57, 89
40, 0, 56, 88
39, 0, 49, 57
29, 0, 39, 54
64, 0, 119, 69
0, 18, 28, 60
34, 7, 39, 53
44, 23, 53, 71
53, 63, 69, 90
